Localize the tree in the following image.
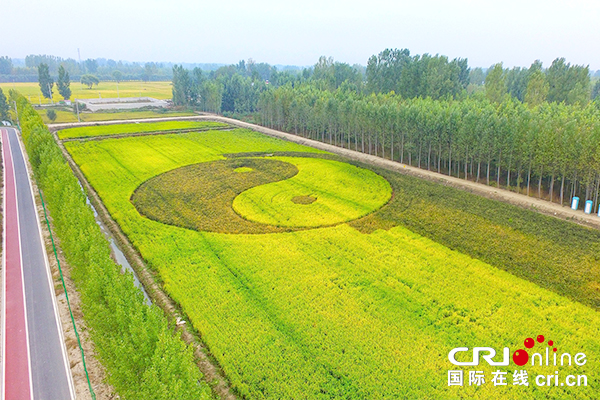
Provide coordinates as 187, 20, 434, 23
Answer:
112, 70, 123, 83
0, 56, 12, 74
46, 109, 57, 122
38, 63, 54, 99
0, 88, 9, 121
484, 63, 506, 103
80, 74, 99, 89
592, 81, 600, 101
172, 65, 192, 106
57, 65, 72, 100
85, 58, 98, 73
546, 58, 590, 105
524, 62, 548, 106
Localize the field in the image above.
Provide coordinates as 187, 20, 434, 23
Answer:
36, 108, 196, 124
65, 125, 600, 399
0, 81, 172, 104
58, 120, 229, 139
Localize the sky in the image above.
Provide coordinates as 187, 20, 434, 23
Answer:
2, 0, 600, 70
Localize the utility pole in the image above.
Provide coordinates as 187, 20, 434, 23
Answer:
75, 100, 80, 122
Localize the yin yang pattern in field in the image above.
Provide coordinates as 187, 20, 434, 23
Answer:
131, 155, 392, 234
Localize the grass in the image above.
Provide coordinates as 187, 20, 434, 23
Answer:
58, 120, 229, 139
37, 108, 196, 124
0, 81, 172, 105
65, 127, 600, 399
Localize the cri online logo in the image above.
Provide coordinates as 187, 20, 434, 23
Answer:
448, 335, 587, 367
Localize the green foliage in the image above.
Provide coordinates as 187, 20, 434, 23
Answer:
258, 83, 600, 207
366, 48, 468, 99
485, 63, 506, 103
14, 94, 212, 400
112, 70, 123, 83
65, 126, 600, 399
38, 63, 54, 99
592, 80, 600, 101
0, 87, 9, 121
58, 120, 228, 139
80, 74, 99, 89
46, 109, 57, 122
57, 65, 72, 100
0, 56, 12, 74
546, 58, 591, 105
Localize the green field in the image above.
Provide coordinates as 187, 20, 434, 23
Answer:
37, 108, 196, 124
0, 81, 172, 104
58, 120, 228, 139
65, 126, 600, 399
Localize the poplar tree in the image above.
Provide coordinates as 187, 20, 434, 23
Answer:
0, 88, 9, 121
38, 63, 54, 99
57, 65, 72, 100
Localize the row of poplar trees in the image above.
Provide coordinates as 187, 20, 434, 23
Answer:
258, 85, 600, 209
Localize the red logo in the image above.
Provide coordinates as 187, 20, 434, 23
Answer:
512, 335, 557, 366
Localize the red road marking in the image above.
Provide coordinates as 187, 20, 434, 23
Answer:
2, 128, 32, 400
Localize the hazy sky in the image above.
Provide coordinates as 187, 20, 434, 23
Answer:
3, 0, 599, 69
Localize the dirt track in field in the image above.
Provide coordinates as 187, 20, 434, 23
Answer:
50, 115, 600, 231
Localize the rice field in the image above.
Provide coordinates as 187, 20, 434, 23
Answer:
64, 124, 600, 399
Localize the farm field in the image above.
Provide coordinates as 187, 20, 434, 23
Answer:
58, 120, 228, 139
0, 81, 172, 104
37, 108, 196, 124
65, 125, 600, 399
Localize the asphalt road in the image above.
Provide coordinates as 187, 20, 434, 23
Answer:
2, 127, 74, 400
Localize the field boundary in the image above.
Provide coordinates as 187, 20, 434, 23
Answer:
53, 133, 238, 400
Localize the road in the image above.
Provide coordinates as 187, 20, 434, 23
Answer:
2, 127, 75, 400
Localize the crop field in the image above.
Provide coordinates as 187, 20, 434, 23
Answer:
65, 125, 600, 399
36, 108, 196, 124
0, 81, 172, 104
58, 120, 229, 139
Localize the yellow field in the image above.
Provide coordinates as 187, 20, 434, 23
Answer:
0, 81, 172, 104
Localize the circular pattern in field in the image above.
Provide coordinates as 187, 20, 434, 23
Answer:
232, 157, 392, 228
131, 155, 391, 233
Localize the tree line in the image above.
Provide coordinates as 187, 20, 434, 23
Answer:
0, 54, 174, 82
10, 90, 211, 399
258, 83, 600, 209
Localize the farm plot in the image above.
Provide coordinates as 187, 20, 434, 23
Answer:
65, 127, 600, 399
58, 120, 228, 139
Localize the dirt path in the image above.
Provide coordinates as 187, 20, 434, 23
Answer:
50, 115, 600, 231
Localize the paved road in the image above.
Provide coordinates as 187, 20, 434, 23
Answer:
2, 127, 74, 400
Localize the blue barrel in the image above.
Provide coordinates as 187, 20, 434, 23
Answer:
571, 197, 580, 210
585, 200, 593, 214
